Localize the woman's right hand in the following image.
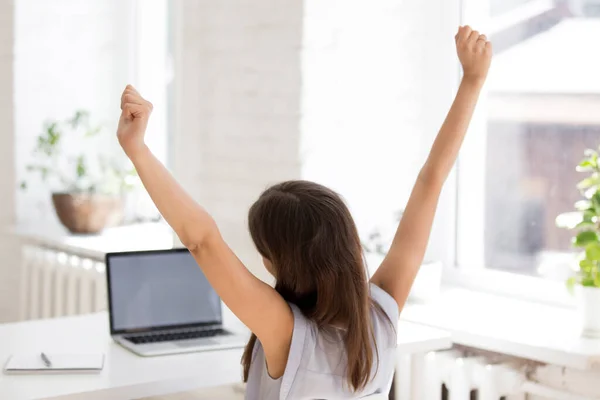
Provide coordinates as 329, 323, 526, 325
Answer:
455, 25, 492, 84
117, 85, 153, 158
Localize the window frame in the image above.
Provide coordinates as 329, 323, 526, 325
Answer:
121, 0, 171, 223
131, 0, 170, 166
434, 0, 577, 307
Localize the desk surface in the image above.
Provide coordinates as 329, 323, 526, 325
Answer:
0, 313, 245, 400
0, 313, 451, 400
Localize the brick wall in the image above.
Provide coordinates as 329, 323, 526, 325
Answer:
172, 0, 461, 280
172, 0, 304, 282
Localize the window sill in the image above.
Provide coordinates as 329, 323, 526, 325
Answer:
401, 286, 600, 370
8, 222, 176, 260
444, 267, 575, 307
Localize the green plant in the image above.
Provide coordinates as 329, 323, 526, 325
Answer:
21, 110, 137, 195
556, 148, 600, 291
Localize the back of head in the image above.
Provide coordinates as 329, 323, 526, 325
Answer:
242, 180, 378, 391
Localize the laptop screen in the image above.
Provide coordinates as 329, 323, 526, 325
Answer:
107, 250, 222, 334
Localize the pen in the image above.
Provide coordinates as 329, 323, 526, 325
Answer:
40, 352, 52, 367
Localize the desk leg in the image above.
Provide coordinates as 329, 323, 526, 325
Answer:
395, 354, 412, 400
410, 353, 425, 399
396, 352, 441, 400
423, 352, 442, 400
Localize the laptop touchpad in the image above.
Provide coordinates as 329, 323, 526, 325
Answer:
175, 339, 219, 348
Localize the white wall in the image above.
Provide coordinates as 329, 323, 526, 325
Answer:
302, 0, 460, 262
0, 0, 17, 322
172, 0, 304, 283
14, 0, 134, 225
0, 0, 14, 226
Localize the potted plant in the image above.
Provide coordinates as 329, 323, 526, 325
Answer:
362, 210, 443, 303
556, 148, 600, 338
21, 110, 137, 234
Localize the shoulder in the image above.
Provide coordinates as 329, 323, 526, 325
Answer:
370, 283, 400, 326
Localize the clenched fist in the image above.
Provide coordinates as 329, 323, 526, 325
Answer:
455, 26, 492, 83
117, 85, 152, 157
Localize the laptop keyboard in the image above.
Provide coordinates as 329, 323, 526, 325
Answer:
124, 328, 226, 344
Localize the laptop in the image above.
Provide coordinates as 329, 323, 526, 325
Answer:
106, 248, 248, 356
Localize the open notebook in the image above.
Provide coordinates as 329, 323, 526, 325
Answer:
3, 353, 104, 374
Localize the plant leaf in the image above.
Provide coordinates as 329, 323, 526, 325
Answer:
76, 156, 86, 178
577, 159, 597, 172
578, 175, 600, 191
20, 181, 27, 190
582, 277, 596, 287
592, 191, 600, 213
573, 230, 599, 247
575, 200, 591, 211
585, 149, 598, 158
70, 110, 90, 129
566, 276, 577, 295
85, 125, 103, 137
586, 244, 600, 261
576, 220, 596, 229
556, 212, 583, 229
583, 209, 596, 221
580, 258, 595, 273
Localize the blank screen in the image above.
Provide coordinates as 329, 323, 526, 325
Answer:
108, 251, 221, 332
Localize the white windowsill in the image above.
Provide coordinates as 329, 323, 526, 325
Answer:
443, 266, 576, 307
401, 286, 600, 370
8, 222, 176, 260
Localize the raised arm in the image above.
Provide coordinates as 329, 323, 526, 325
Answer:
371, 26, 492, 311
117, 86, 293, 377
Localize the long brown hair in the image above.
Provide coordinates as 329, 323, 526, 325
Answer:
242, 180, 387, 391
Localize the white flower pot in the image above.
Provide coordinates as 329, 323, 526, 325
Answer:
575, 285, 600, 338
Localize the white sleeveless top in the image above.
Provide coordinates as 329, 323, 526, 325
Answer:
245, 284, 399, 400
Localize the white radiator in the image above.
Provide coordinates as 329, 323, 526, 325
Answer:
19, 244, 107, 320
408, 350, 598, 400
436, 351, 526, 400
397, 350, 528, 400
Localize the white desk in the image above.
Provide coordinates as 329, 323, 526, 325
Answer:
0, 313, 245, 400
0, 313, 452, 400
396, 320, 451, 354
394, 321, 452, 400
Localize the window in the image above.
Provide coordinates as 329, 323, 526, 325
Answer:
135, 0, 171, 166
124, 0, 172, 223
456, 0, 600, 288
14, 0, 171, 225
301, 1, 446, 271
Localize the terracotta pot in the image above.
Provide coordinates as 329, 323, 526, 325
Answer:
52, 193, 124, 234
